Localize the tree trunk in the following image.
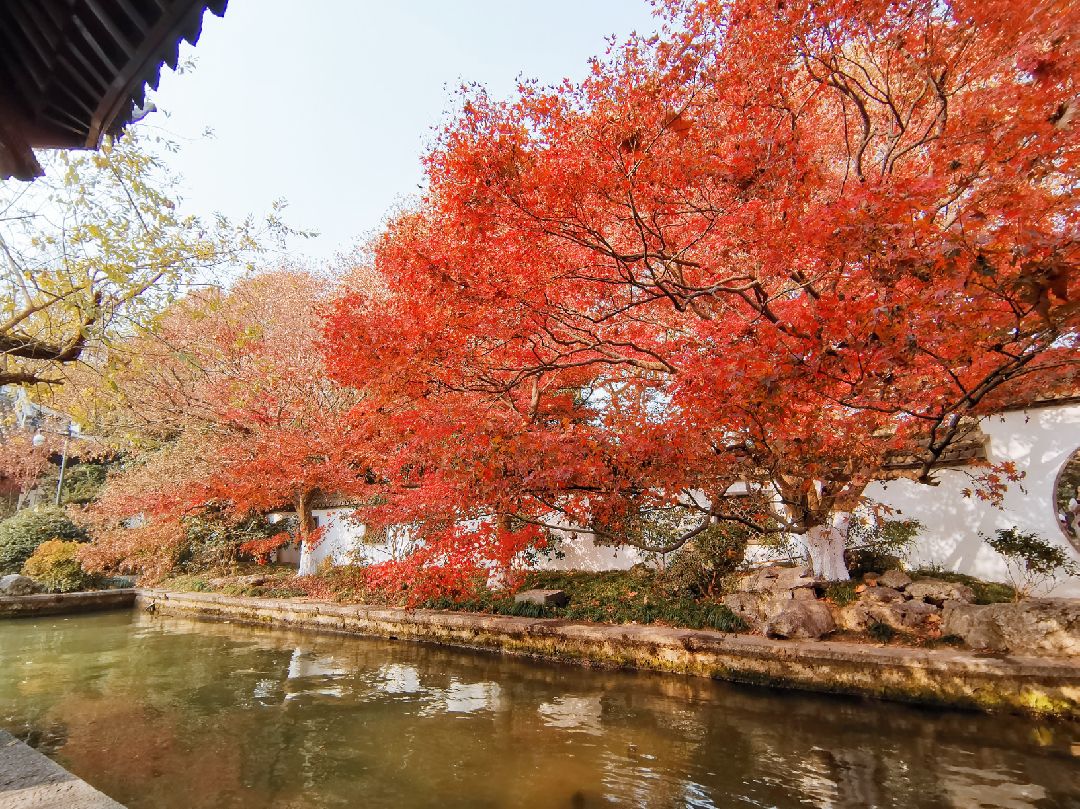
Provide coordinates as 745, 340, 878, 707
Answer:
295, 490, 319, 576
803, 512, 851, 581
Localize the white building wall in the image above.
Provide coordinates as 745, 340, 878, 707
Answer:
865, 404, 1080, 597
297, 508, 367, 575
289, 404, 1080, 593
294, 508, 645, 576
530, 525, 647, 572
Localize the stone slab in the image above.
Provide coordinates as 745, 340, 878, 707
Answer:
0, 590, 136, 619
138, 589, 1080, 720
0, 730, 125, 809
514, 589, 569, 607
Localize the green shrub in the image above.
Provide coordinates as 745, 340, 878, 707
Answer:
21, 539, 98, 592
663, 523, 751, 597
844, 515, 920, 577
824, 580, 859, 607
0, 506, 89, 574
177, 509, 284, 572
981, 528, 1080, 599
844, 548, 904, 579
36, 462, 110, 506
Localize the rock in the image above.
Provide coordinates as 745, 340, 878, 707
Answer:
877, 570, 912, 590
860, 586, 905, 604
942, 598, 1080, 658
237, 574, 269, 587
837, 602, 896, 632
895, 600, 940, 628
836, 599, 938, 632
734, 567, 778, 592
514, 589, 569, 608
721, 592, 768, 629
906, 578, 975, 606
765, 599, 836, 640
836, 602, 872, 632
736, 565, 817, 594
770, 565, 816, 591
0, 574, 39, 596
734, 575, 760, 593
862, 572, 881, 586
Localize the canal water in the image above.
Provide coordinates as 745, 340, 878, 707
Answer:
0, 612, 1077, 809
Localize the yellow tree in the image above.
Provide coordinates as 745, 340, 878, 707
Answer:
0, 132, 294, 387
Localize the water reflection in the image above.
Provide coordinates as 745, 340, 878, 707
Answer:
378, 662, 421, 694
538, 695, 603, 734
0, 612, 1077, 809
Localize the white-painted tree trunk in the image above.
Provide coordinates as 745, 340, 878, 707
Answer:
297, 541, 317, 576
804, 512, 851, 581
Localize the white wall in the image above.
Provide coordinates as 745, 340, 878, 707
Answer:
285, 405, 1080, 594
297, 508, 368, 575
865, 404, 1080, 596
530, 525, 647, 572
293, 509, 646, 575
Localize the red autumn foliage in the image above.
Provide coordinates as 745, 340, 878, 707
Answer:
83, 270, 367, 578
238, 532, 293, 564
324, 0, 1080, 581
0, 430, 53, 505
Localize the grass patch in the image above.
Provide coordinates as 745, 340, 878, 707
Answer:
421, 569, 747, 632
507, 600, 548, 618
158, 573, 211, 592
824, 581, 859, 607
921, 633, 966, 649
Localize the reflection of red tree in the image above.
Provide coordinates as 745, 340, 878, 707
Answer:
45, 696, 248, 809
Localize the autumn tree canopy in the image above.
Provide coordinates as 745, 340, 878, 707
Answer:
326, 0, 1079, 580
81, 270, 368, 579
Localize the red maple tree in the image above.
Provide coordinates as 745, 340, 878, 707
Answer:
326, 0, 1079, 580
82, 270, 369, 578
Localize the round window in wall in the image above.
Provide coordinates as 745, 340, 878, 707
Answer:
1056, 448, 1080, 552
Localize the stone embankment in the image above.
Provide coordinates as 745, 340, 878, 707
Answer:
0, 729, 125, 809
0, 589, 136, 618
138, 589, 1080, 720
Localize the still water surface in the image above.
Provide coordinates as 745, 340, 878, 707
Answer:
0, 612, 1078, 809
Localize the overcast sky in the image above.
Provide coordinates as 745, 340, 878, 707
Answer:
144, 0, 659, 263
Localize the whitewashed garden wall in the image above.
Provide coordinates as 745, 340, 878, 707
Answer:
284, 403, 1080, 596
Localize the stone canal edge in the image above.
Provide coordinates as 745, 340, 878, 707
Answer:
138, 589, 1080, 721
0, 729, 125, 809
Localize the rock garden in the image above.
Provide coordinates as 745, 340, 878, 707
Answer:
722, 564, 1078, 658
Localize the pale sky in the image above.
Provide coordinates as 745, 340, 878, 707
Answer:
144, 0, 660, 263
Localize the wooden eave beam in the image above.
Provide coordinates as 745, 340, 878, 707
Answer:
88, 1, 214, 147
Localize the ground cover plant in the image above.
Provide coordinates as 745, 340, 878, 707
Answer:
907, 568, 1017, 605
